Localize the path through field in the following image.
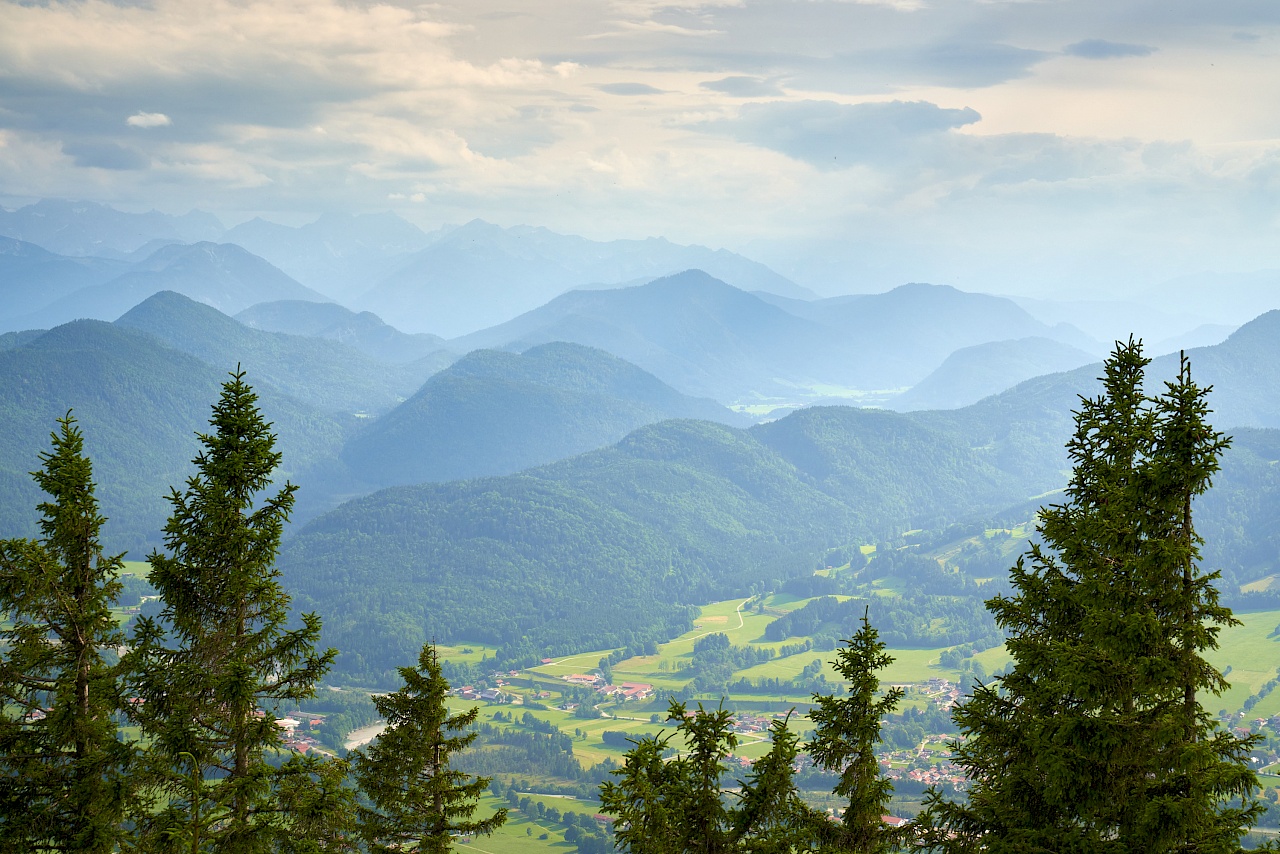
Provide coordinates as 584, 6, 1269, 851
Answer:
684, 598, 748, 644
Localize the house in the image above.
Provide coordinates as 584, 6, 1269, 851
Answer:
275, 717, 300, 732
618, 682, 654, 701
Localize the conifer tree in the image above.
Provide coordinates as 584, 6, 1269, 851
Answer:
126, 370, 335, 853
602, 698, 819, 853
0, 414, 132, 853
352, 642, 506, 853
601, 699, 739, 854
805, 610, 903, 853
917, 341, 1262, 852
732, 714, 821, 853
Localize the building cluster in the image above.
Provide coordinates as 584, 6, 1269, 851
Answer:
560, 674, 654, 702
921, 677, 962, 710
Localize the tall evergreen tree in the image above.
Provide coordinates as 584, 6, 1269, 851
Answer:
732, 713, 821, 854
917, 341, 1262, 852
602, 698, 820, 853
601, 700, 739, 854
805, 610, 903, 853
0, 414, 132, 853
126, 370, 335, 853
352, 642, 506, 853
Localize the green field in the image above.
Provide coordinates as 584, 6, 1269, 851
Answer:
120, 559, 150, 577
429, 596, 1280, 802
456, 793, 604, 853
1206, 608, 1280, 716
379, 598, 1280, 853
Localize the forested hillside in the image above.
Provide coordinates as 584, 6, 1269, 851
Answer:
117, 290, 443, 415
280, 345, 1280, 684
0, 320, 347, 553
341, 343, 742, 487
281, 405, 1070, 682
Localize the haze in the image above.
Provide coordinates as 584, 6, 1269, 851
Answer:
2, 0, 1278, 307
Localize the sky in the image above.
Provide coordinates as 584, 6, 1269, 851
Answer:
1, 0, 1278, 297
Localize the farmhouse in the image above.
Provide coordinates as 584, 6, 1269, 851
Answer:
618, 682, 654, 700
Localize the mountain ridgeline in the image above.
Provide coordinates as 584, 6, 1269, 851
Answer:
280, 310, 1280, 682
282, 404, 1057, 682
7, 199, 1280, 694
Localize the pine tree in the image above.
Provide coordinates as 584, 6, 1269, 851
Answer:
732, 713, 822, 853
805, 610, 903, 853
917, 341, 1262, 852
352, 642, 506, 853
126, 370, 336, 853
0, 414, 132, 853
602, 698, 821, 853
600, 699, 739, 854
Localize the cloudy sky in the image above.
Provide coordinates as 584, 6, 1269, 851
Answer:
1, 0, 1278, 296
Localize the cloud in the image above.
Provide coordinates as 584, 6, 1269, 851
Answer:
127, 111, 171, 128
702, 99, 981, 169
791, 43, 1049, 93
62, 141, 148, 170
1064, 39, 1157, 60
701, 76, 782, 97
597, 82, 667, 95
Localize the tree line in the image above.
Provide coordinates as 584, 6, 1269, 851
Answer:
599, 342, 1272, 853
0, 371, 503, 852
1, 340, 1271, 852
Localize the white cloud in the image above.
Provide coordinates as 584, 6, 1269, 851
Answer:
0, 0, 1277, 301
127, 112, 171, 128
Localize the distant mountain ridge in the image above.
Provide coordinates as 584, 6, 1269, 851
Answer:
0, 198, 223, 257
356, 219, 814, 336
0, 236, 129, 323
116, 291, 442, 416
890, 337, 1097, 411
235, 300, 448, 364
453, 274, 1098, 404
1, 200, 812, 341
225, 213, 437, 301
452, 269, 852, 402
12, 242, 327, 331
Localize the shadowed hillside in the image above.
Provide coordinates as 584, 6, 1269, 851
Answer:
341, 342, 744, 487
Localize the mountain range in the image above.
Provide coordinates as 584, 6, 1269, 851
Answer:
353, 219, 815, 336
276, 312, 1280, 680
6, 198, 1280, 685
